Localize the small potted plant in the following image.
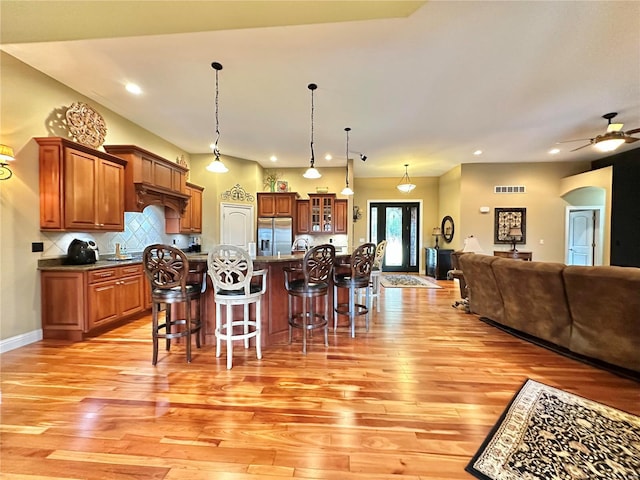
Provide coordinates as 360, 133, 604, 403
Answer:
263, 170, 281, 192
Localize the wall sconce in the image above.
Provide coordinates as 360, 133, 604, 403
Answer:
353, 205, 363, 222
508, 227, 523, 252
0, 144, 15, 180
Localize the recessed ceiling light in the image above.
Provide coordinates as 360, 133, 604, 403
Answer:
548, 148, 560, 155
473, 150, 483, 156
125, 83, 142, 95
324, 154, 332, 161
270, 155, 277, 162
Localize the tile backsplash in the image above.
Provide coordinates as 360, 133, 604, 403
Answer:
41, 206, 190, 258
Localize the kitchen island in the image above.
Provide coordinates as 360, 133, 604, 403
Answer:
38, 252, 349, 346
188, 252, 349, 347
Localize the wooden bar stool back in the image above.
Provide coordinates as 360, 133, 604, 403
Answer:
369, 239, 387, 312
207, 245, 266, 369
333, 243, 376, 337
284, 244, 336, 354
143, 244, 204, 365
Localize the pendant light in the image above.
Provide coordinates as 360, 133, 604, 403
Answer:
341, 127, 354, 195
206, 61, 228, 173
397, 164, 416, 193
303, 83, 321, 179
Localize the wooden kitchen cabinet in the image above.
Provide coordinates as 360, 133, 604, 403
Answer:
103, 144, 190, 214
333, 199, 348, 234
87, 265, 144, 331
166, 182, 204, 234
37, 137, 126, 231
257, 193, 297, 217
41, 264, 146, 341
309, 194, 335, 233
295, 200, 310, 234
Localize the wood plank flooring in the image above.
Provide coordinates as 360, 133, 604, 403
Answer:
2, 280, 639, 479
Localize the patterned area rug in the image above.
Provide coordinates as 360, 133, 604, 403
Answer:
380, 274, 441, 288
466, 379, 640, 480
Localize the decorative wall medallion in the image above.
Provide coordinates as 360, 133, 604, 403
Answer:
221, 184, 255, 202
65, 102, 107, 148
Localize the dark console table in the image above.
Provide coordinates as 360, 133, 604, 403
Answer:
426, 248, 453, 280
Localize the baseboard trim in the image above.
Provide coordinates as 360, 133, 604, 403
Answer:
0, 329, 43, 354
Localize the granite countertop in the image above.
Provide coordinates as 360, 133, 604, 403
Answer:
37, 252, 317, 271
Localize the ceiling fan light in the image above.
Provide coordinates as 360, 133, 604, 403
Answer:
594, 138, 625, 152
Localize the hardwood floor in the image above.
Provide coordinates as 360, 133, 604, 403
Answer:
1, 280, 639, 479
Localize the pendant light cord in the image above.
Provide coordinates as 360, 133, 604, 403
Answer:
309, 83, 317, 168
345, 127, 351, 187
212, 62, 223, 160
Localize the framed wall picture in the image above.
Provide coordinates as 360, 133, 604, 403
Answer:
494, 207, 526, 244
277, 180, 289, 192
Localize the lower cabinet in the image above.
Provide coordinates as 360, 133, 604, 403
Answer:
425, 248, 453, 280
41, 264, 147, 341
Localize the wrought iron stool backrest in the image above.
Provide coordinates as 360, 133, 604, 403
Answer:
349, 243, 376, 281
302, 244, 336, 286
143, 244, 190, 293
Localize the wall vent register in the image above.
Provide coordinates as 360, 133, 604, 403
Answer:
494, 185, 526, 194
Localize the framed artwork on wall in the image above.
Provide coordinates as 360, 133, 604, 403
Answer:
277, 180, 289, 192
494, 207, 526, 244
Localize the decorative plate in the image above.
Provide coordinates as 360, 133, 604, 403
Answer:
65, 101, 107, 148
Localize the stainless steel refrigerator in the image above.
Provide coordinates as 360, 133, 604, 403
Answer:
257, 217, 293, 256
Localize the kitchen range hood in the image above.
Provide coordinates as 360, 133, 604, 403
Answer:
103, 145, 190, 213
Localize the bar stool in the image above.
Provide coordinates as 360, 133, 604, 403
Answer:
333, 243, 376, 337
284, 244, 336, 354
369, 240, 387, 312
143, 244, 204, 365
207, 245, 266, 369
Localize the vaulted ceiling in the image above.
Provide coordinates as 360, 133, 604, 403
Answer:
2, 1, 639, 177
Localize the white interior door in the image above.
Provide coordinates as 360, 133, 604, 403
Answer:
220, 203, 254, 249
567, 209, 597, 266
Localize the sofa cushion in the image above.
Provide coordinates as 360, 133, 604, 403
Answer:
492, 259, 572, 348
458, 254, 504, 323
563, 265, 640, 372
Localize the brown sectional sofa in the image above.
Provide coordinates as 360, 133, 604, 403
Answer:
458, 253, 640, 375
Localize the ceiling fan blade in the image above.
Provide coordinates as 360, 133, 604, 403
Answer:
607, 123, 624, 132
557, 138, 591, 144
570, 143, 592, 152
625, 127, 640, 134
625, 136, 639, 144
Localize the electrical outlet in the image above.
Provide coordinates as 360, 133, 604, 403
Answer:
359, 238, 365, 242
32, 242, 44, 252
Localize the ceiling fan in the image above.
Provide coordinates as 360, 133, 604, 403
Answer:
561, 112, 640, 153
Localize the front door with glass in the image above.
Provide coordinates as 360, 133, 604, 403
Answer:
369, 202, 419, 272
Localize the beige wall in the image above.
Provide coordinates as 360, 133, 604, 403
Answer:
352, 176, 440, 270
438, 165, 462, 250
460, 162, 592, 262
0, 53, 190, 342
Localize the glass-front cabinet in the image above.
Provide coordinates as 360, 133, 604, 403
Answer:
310, 194, 334, 233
